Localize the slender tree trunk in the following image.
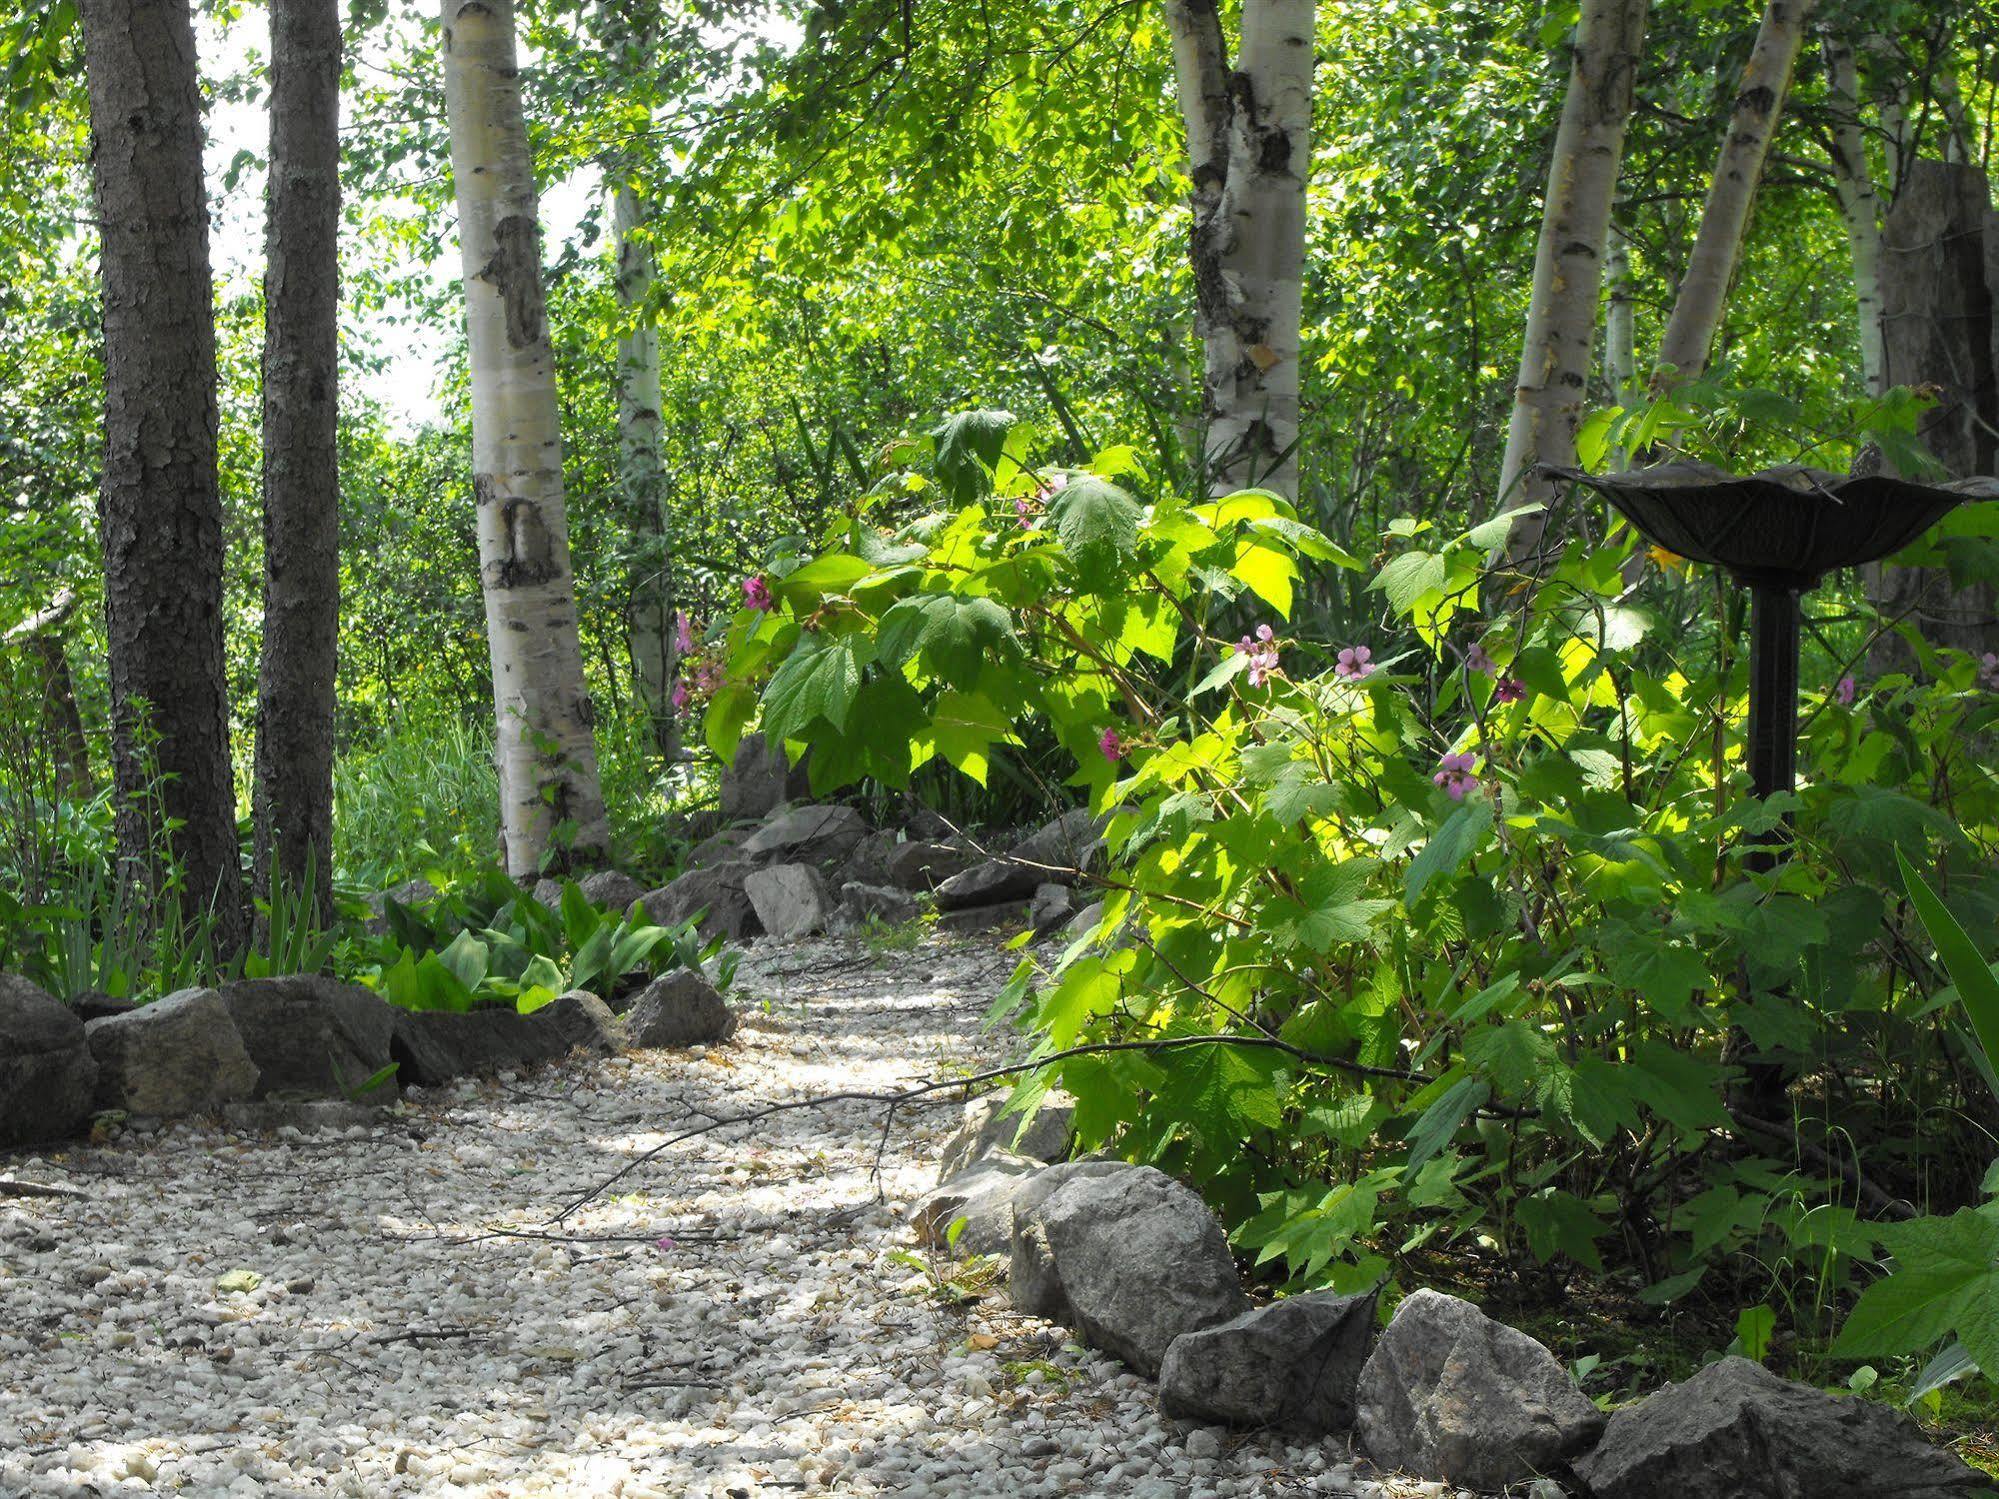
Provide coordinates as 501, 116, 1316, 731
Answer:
441, 0, 610, 878
255, 0, 342, 921
1653, 0, 1815, 386
612, 183, 679, 764
1167, 0, 1314, 502
1824, 37, 1886, 396
1497, 0, 1650, 562
78, 0, 245, 949
1604, 224, 1639, 410
3, 591, 93, 799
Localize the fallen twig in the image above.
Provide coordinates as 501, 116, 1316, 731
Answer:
0, 1178, 86, 1201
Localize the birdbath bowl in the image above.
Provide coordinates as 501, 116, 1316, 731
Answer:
1545, 462, 1990, 839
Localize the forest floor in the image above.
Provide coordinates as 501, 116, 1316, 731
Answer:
0, 935, 1452, 1499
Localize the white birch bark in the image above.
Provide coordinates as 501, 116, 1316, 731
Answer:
1604, 224, 1639, 410
1167, 0, 1314, 502
1823, 38, 1886, 396
1497, 0, 1650, 562
1653, 0, 1815, 386
612, 184, 679, 762
441, 0, 609, 877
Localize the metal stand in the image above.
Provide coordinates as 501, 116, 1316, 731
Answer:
1743, 580, 1802, 866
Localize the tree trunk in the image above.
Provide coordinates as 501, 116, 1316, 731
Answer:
1605, 225, 1639, 412
441, 0, 610, 878
1653, 0, 1814, 386
1497, 0, 1650, 562
1824, 38, 1886, 397
254, 0, 342, 922
78, 0, 245, 949
612, 183, 679, 764
1867, 160, 1998, 667
1167, 0, 1314, 502
3, 591, 93, 800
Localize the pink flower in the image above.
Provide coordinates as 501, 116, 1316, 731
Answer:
1098, 727, 1125, 762
742, 576, 773, 611
1433, 751, 1479, 802
1494, 677, 1526, 704
1834, 674, 1856, 706
1465, 642, 1496, 676
1335, 645, 1374, 682
655, 1236, 677, 1253
670, 679, 689, 714
1236, 624, 1281, 687
1980, 652, 1999, 691
674, 610, 696, 655
1035, 472, 1070, 501
1014, 496, 1036, 528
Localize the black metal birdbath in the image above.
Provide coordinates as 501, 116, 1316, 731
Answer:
1547, 462, 1989, 835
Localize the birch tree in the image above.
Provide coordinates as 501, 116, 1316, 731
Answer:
1165, 0, 1315, 502
254, 0, 343, 919
441, 0, 609, 878
1652, 0, 1815, 386
1604, 225, 1639, 411
1823, 36, 1885, 397
78, 0, 245, 948
1496, 0, 1650, 562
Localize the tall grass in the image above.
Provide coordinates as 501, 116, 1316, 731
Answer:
331, 715, 500, 889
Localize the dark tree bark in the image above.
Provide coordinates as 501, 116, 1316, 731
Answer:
254, 0, 343, 921
78, 0, 244, 949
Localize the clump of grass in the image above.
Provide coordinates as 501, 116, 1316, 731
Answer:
331, 715, 499, 889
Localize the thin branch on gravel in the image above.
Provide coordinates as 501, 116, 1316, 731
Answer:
371, 1327, 481, 1346
0, 1178, 86, 1200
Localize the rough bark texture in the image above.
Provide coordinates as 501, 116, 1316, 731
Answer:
1653, 0, 1814, 385
1868, 160, 1997, 668
1167, 0, 1314, 501
442, 0, 609, 878
3, 591, 94, 799
1824, 38, 1885, 397
254, 0, 342, 919
613, 184, 678, 763
78, 0, 244, 948
1496, 0, 1650, 562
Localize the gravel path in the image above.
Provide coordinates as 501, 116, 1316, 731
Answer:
0, 937, 1453, 1499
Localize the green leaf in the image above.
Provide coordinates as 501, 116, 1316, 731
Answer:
930, 409, 1021, 502
762, 633, 875, 739
1835, 1209, 1999, 1377
1899, 848, 1999, 1090
1369, 549, 1449, 615
1048, 474, 1143, 590
877, 593, 1020, 685
1735, 1304, 1776, 1362
1516, 1190, 1607, 1271
1405, 799, 1493, 905
1404, 1075, 1488, 1172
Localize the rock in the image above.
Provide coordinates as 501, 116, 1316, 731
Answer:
366, 876, 439, 933
1010, 1162, 1248, 1377
530, 876, 566, 911
840, 882, 920, 926
745, 863, 834, 941
223, 1099, 392, 1133
1574, 1355, 1991, 1499
934, 899, 1033, 936
934, 858, 1042, 912
687, 827, 753, 871
640, 860, 761, 943
914, 1152, 1042, 1257
838, 829, 903, 888
70, 990, 136, 1024
742, 804, 868, 869
217, 977, 400, 1100
1010, 808, 1109, 881
1355, 1289, 1603, 1491
1158, 1290, 1378, 1435
85, 988, 260, 1117
543, 990, 620, 1056
577, 869, 646, 914
0, 974, 97, 1146
625, 971, 735, 1048
939, 1092, 1075, 1180
1064, 901, 1106, 941
1029, 882, 1076, 936
720, 732, 810, 821
884, 840, 979, 892
389, 1008, 574, 1087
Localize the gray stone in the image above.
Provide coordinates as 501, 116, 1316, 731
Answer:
939, 1092, 1075, 1180
365, 876, 439, 934
1010, 1162, 1248, 1377
70, 990, 136, 1024
720, 733, 810, 821
1010, 808, 1109, 881
687, 827, 753, 871
1574, 1355, 1991, 1499
625, 971, 735, 1048
840, 882, 920, 926
745, 863, 834, 941
0, 974, 96, 1146
640, 860, 761, 942
530, 876, 566, 911
223, 1098, 392, 1133
1159, 1290, 1378, 1434
742, 804, 867, 869
1355, 1289, 1603, 1491
85, 988, 259, 1117
218, 977, 400, 1100
885, 840, 979, 892
389, 1008, 571, 1087
934, 899, 1033, 936
839, 829, 904, 888
578, 869, 647, 914
914, 1152, 1042, 1256
934, 858, 1042, 911
543, 990, 620, 1056
1029, 882, 1077, 936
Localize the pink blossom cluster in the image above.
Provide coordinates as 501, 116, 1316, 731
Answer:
1465, 638, 1525, 704
1015, 471, 1067, 528
1981, 652, 1999, 691
1433, 751, 1478, 802
1334, 644, 1373, 682
1098, 727, 1125, 762
1238, 624, 1282, 686
742, 575, 774, 611
1835, 674, 1856, 707
670, 612, 726, 717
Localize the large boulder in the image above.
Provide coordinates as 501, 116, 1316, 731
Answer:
934, 858, 1041, 912
390, 1007, 572, 1087
838, 829, 903, 888
85, 988, 259, 1116
1159, 1290, 1378, 1435
721, 733, 810, 821
218, 977, 399, 1100
542, 990, 620, 1055
935, 899, 1032, 936
939, 1091, 1074, 1180
1355, 1289, 1603, 1491
686, 827, 753, 872
0, 974, 97, 1146
744, 863, 833, 941
625, 971, 735, 1048
839, 882, 920, 927
742, 804, 867, 869
537, 869, 647, 915
641, 861, 761, 943
1574, 1355, 1991, 1499
1010, 1162, 1249, 1376
1010, 808, 1109, 881
914, 1152, 1042, 1257
884, 840, 978, 892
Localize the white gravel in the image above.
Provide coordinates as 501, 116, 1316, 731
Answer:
0, 936, 1459, 1499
